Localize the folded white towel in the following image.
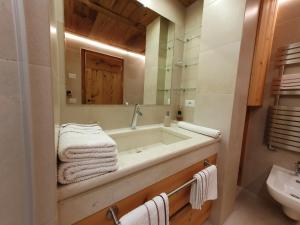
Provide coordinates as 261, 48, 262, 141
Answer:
190, 165, 218, 209
120, 193, 169, 225
58, 159, 118, 184
178, 121, 221, 138
58, 129, 117, 162
61, 123, 101, 129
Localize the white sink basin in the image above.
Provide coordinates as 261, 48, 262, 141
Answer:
110, 127, 190, 152
267, 165, 300, 221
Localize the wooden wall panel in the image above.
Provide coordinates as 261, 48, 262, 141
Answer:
247, 0, 278, 106
73, 154, 217, 225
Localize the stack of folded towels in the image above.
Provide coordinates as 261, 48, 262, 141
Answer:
57, 123, 118, 184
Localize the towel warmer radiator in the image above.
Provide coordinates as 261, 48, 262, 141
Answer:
267, 41, 300, 152
106, 160, 213, 225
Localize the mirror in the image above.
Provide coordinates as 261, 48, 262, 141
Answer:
64, 0, 175, 105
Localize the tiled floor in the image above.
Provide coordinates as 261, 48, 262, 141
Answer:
204, 189, 298, 225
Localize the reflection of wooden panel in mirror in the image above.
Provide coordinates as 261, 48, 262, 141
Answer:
81, 49, 123, 104
64, 0, 159, 54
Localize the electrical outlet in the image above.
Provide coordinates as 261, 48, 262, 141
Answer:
185, 99, 195, 107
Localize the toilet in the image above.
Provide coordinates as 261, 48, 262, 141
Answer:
267, 165, 300, 221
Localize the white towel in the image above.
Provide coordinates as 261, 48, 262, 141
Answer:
57, 159, 118, 184
190, 165, 218, 209
58, 129, 117, 162
178, 121, 221, 138
120, 193, 169, 225
119, 205, 149, 225
61, 123, 101, 129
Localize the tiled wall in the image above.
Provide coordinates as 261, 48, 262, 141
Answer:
144, 17, 173, 105
241, 0, 300, 198
179, 0, 204, 122
0, 0, 57, 225
0, 1, 30, 224
24, 0, 57, 224
192, 0, 251, 224
144, 17, 161, 104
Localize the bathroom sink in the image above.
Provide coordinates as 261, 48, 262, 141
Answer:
267, 165, 300, 221
109, 127, 190, 152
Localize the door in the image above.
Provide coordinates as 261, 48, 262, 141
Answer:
82, 49, 124, 104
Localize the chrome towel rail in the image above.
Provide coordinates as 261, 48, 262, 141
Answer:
268, 106, 300, 152
106, 159, 213, 225
267, 41, 300, 153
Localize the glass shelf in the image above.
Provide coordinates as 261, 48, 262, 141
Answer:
158, 88, 196, 92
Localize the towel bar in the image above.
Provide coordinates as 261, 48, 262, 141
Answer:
106, 159, 213, 225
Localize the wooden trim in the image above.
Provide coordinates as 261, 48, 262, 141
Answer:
238, 109, 250, 185
78, 0, 145, 32
73, 154, 217, 225
247, 0, 279, 106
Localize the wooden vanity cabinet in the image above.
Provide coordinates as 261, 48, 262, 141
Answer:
73, 154, 217, 225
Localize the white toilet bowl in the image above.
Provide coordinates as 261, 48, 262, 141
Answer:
267, 165, 300, 221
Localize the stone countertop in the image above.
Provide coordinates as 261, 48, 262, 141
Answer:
57, 123, 221, 201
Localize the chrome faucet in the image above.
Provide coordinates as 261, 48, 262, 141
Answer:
296, 161, 300, 177
131, 104, 142, 129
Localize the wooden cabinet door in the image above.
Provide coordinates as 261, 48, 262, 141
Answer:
73, 155, 217, 225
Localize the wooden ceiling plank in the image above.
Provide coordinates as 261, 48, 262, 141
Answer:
178, 0, 197, 7
78, 0, 145, 32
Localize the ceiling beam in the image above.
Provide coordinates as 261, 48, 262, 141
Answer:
78, 0, 145, 33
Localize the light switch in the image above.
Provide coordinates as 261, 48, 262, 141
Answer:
69, 98, 77, 104
68, 73, 77, 79
185, 99, 195, 107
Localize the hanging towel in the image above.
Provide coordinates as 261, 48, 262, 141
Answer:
120, 193, 169, 225
177, 121, 221, 138
57, 159, 118, 184
190, 165, 218, 209
58, 129, 117, 162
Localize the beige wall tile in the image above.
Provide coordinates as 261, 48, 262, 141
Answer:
24, 0, 51, 66
194, 92, 233, 130
0, 0, 17, 61
29, 64, 57, 225
193, 0, 261, 224
61, 104, 170, 130
197, 41, 241, 94
0, 59, 27, 225
200, 0, 246, 52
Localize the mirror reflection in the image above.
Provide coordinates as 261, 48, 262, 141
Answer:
64, 0, 175, 105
